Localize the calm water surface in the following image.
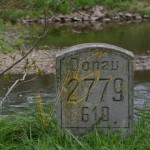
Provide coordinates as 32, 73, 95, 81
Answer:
27, 21, 150, 54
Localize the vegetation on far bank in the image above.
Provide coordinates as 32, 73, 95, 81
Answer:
0, 0, 150, 22
0, 0, 150, 53
0, 19, 44, 53
0, 110, 150, 150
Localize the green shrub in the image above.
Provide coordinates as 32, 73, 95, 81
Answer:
32, 0, 45, 8
0, 40, 14, 52
58, 1, 71, 14
140, 7, 150, 15
116, 1, 131, 10
0, 19, 4, 29
7, 9, 25, 22
75, 0, 95, 7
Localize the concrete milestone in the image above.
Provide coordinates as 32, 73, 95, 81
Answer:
56, 43, 134, 135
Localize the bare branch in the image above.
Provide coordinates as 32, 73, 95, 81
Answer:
0, 0, 64, 116
14, 76, 38, 89
0, 71, 27, 107
0, 16, 54, 77
0, 0, 64, 76
0, 28, 50, 76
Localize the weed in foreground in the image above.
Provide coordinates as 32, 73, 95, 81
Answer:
0, 110, 150, 150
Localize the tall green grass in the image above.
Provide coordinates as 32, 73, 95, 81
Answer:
0, 110, 150, 150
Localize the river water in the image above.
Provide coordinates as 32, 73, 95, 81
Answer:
0, 21, 150, 118
27, 21, 150, 54
0, 72, 150, 118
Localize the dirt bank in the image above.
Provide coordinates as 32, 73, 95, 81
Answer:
0, 49, 149, 75
0, 50, 56, 75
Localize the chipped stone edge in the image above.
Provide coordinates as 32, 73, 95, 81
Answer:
56, 43, 134, 59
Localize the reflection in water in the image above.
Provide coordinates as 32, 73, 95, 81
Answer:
0, 72, 150, 119
27, 21, 150, 54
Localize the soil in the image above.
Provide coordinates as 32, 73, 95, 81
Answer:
0, 49, 149, 75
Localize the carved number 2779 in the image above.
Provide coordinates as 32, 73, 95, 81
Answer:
67, 78, 124, 103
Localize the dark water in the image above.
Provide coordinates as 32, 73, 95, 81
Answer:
134, 71, 150, 117
0, 21, 150, 117
26, 21, 150, 54
0, 71, 150, 118
0, 74, 56, 117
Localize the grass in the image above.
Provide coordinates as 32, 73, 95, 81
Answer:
0, 110, 150, 150
0, 0, 150, 22
0, 22, 27, 53
139, 7, 150, 15
0, 20, 43, 53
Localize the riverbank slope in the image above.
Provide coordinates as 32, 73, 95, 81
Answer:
0, 0, 150, 23
0, 50, 149, 75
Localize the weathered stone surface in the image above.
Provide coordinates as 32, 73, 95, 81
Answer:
72, 17, 82, 22
94, 11, 105, 19
105, 12, 114, 19
53, 17, 61, 22
135, 14, 142, 20
82, 15, 90, 21
113, 16, 121, 20
79, 11, 90, 21
90, 5, 105, 20
90, 5, 103, 13
125, 13, 133, 20
57, 14, 66, 20
90, 16, 100, 21
102, 18, 111, 23
56, 43, 134, 135
118, 12, 124, 18
135, 55, 150, 71
143, 14, 150, 19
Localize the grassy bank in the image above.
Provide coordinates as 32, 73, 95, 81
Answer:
0, 20, 44, 53
0, 0, 150, 22
0, 110, 150, 150
59, 0, 150, 14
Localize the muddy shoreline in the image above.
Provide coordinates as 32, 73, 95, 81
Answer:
0, 50, 149, 75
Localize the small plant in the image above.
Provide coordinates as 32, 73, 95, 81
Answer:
8, 9, 25, 22
58, 1, 71, 14
75, 0, 95, 8
0, 19, 4, 29
0, 39, 14, 52
140, 7, 150, 15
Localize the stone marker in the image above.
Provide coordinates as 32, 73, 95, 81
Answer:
56, 43, 134, 135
